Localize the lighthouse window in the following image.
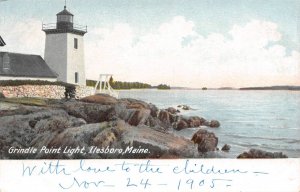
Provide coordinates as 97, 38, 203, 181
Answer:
57, 15, 73, 23
74, 38, 78, 49
75, 72, 79, 83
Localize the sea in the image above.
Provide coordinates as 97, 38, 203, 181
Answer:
119, 89, 300, 158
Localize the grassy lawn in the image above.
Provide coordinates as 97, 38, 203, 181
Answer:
0, 97, 48, 106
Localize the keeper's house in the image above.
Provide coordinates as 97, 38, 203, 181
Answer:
0, 52, 57, 81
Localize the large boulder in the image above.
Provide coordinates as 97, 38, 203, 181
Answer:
173, 116, 206, 130
119, 99, 159, 118
81, 94, 118, 105
158, 110, 171, 125
0, 107, 86, 159
237, 149, 288, 158
166, 107, 178, 114
187, 116, 206, 127
209, 120, 221, 128
149, 103, 159, 117
118, 124, 198, 158
44, 121, 122, 158
191, 129, 218, 153
119, 98, 149, 109
127, 109, 151, 126
174, 119, 189, 130
63, 101, 114, 123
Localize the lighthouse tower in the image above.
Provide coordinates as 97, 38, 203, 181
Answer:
43, 5, 87, 85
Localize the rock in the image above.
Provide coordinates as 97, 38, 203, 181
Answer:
95, 121, 127, 146
177, 105, 191, 110
203, 120, 210, 126
119, 98, 149, 109
174, 119, 189, 130
41, 121, 121, 158
158, 110, 170, 125
127, 109, 151, 126
0, 96, 223, 159
191, 129, 218, 153
81, 94, 118, 105
0, 107, 86, 159
187, 116, 206, 127
145, 116, 159, 128
0, 92, 5, 98
112, 103, 157, 128
237, 149, 288, 158
169, 114, 178, 124
172, 116, 207, 130
149, 103, 159, 117
119, 124, 198, 158
0, 103, 44, 117
209, 120, 220, 128
182, 105, 191, 110
28, 120, 38, 128
166, 107, 177, 114
119, 99, 159, 118
221, 144, 230, 152
63, 101, 114, 123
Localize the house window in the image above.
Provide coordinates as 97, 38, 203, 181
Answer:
3, 53, 10, 71
74, 38, 78, 49
75, 72, 79, 83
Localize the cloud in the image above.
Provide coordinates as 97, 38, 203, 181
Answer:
1, 16, 299, 87
0, 18, 44, 56
85, 17, 299, 87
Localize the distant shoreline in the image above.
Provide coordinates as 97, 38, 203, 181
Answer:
168, 86, 300, 91
171, 86, 300, 91
116, 87, 300, 91
239, 86, 300, 91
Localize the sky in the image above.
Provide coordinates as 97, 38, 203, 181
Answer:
0, 0, 299, 88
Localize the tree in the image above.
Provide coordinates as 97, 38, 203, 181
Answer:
157, 84, 171, 90
109, 76, 114, 86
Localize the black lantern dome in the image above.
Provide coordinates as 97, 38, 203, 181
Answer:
56, 6, 74, 30
43, 5, 87, 35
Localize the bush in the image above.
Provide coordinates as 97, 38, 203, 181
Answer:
64, 85, 76, 99
0, 80, 73, 87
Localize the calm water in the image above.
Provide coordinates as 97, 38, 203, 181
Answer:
119, 89, 300, 158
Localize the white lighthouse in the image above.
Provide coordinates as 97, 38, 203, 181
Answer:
43, 5, 87, 85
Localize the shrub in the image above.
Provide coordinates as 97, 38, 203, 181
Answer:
0, 80, 73, 87
64, 85, 76, 99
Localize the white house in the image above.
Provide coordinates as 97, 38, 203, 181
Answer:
42, 5, 87, 85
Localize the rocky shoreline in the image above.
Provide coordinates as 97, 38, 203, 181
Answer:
0, 94, 288, 159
